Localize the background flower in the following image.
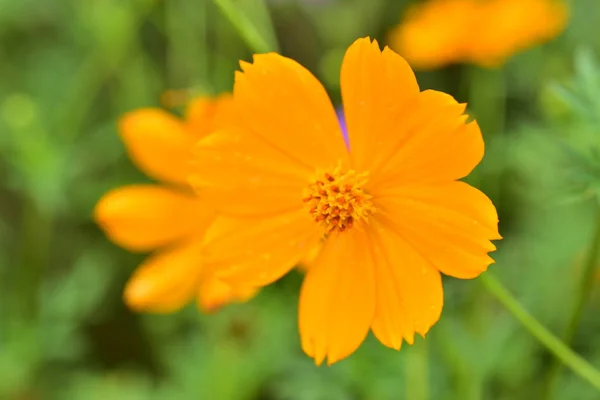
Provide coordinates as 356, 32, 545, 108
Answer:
94, 95, 256, 313
388, 0, 568, 69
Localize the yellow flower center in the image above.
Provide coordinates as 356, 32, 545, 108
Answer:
303, 168, 375, 233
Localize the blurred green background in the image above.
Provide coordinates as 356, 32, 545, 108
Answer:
2, 0, 600, 398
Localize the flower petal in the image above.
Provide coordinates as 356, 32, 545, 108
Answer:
375, 181, 500, 279
202, 210, 322, 287
299, 230, 376, 366
368, 90, 483, 190
386, 0, 475, 70
197, 277, 258, 313
297, 242, 324, 272
468, 0, 568, 67
184, 94, 236, 137
368, 222, 443, 349
124, 240, 205, 313
234, 52, 349, 171
191, 128, 312, 217
340, 37, 420, 171
94, 185, 215, 252
119, 109, 195, 186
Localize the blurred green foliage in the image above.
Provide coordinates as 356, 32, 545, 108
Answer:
2, 0, 600, 399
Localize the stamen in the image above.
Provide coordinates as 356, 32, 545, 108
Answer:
303, 168, 375, 233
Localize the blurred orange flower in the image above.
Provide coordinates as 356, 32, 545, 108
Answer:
388, 0, 568, 69
191, 37, 501, 365
94, 95, 256, 313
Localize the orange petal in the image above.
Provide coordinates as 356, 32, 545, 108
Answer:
184, 97, 217, 136
94, 185, 215, 252
184, 94, 237, 137
234, 52, 349, 171
202, 210, 322, 288
197, 276, 258, 313
124, 240, 205, 313
387, 0, 474, 70
368, 222, 443, 349
468, 0, 568, 67
375, 181, 500, 279
368, 90, 483, 191
210, 94, 238, 131
299, 230, 376, 366
297, 242, 324, 272
191, 128, 312, 217
119, 109, 195, 186
340, 37, 420, 171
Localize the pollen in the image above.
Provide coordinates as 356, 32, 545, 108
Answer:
303, 167, 375, 233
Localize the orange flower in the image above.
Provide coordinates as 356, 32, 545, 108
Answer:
191, 38, 501, 365
94, 95, 256, 313
388, 0, 568, 69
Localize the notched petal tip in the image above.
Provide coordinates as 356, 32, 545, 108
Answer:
302, 336, 327, 366
238, 60, 252, 72
382, 45, 411, 66
248, 52, 285, 68
349, 36, 380, 53
389, 338, 402, 351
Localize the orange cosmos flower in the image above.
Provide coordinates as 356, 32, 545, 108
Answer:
191, 37, 501, 365
94, 94, 256, 313
388, 0, 568, 69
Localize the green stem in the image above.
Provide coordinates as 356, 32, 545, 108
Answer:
211, 0, 278, 53
542, 203, 600, 399
479, 272, 600, 392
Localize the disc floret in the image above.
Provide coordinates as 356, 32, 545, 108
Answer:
303, 166, 375, 233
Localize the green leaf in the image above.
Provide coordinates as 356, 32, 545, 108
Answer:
212, 0, 279, 53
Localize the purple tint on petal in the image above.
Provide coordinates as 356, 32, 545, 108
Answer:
336, 106, 349, 148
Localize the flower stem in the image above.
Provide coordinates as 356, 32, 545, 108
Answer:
542, 203, 600, 399
479, 272, 600, 391
211, 0, 278, 54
